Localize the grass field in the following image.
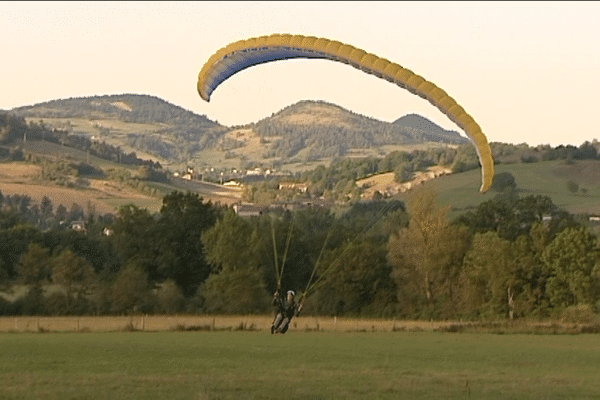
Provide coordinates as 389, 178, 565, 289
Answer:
1, 328, 599, 400
398, 160, 600, 220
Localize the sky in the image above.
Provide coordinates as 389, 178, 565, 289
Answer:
2, 1, 599, 146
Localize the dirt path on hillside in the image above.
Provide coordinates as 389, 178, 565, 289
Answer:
357, 166, 452, 199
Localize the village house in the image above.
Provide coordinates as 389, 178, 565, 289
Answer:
232, 203, 266, 218
70, 220, 87, 233
278, 182, 309, 193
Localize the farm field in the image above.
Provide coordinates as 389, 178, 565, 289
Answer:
0, 161, 161, 214
1, 327, 599, 400
0, 137, 243, 213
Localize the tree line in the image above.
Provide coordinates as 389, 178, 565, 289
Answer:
0, 188, 598, 319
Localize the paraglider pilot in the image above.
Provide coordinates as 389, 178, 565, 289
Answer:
271, 289, 302, 334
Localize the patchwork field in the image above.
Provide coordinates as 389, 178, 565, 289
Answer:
0, 162, 161, 214
1, 327, 599, 399
0, 146, 243, 214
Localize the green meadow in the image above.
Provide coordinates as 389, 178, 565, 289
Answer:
399, 159, 600, 219
1, 331, 599, 399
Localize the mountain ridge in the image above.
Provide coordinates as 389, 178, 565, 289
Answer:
251, 100, 467, 159
10, 94, 468, 164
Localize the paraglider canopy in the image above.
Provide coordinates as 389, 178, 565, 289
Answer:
197, 34, 494, 193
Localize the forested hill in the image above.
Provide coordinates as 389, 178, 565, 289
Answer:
11, 94, 229, 162
252, 100, 468, 159
12, 94, 221, 129
393, 114, 466, 144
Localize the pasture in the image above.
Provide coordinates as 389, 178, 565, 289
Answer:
1, 316, 599, 399
399, 159, 600, 219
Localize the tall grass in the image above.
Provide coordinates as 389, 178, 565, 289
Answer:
2, 315, 600, 335
0, 315, 453, 333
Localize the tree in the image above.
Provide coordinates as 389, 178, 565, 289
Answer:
490, 172, 517, 192
110, 264, 153, 314
202, 209, 261, 273
509, 222, 553, 317
460, 231, 516, 318
52, 249, 96, 303
454, 198, 521, 240
18, 282, 45, 315
200, 208, 274, 313
67, 203, 85, 222
0, 257, 6, 291
155, 192, 218, 296
566, 180, 579, 194
198, 264, 270, 314
542, 227, 599, 308
311, 238, 396, 317
0, 225, 42, 280
109, 204, 160, 278
155, 279, 185, 314
17, 243, 52, 284
454, 194, 557, 241
55, 204, 68, 222
388, 190, 470, 318
40, 196, 54, 229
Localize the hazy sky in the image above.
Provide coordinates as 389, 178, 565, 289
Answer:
2, 1, 599, 146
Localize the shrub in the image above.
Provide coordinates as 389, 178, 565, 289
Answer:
559, 304, 598, 324
198, 267, 270, 314
43, 292, 69, 315
155, 279, 185, 315
0, 296, 14, 316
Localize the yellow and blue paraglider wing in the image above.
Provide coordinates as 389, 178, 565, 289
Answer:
197, 34, 494, 193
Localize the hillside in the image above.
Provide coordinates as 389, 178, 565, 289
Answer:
13, 94, 217, 127
252, 100, 467, 160
11, 94, 228, 165
0, 137, 243, 216
395, 159, 600, 219
11, 96, 467, 168
356, 166, 452, 200
394, 114, 465, 143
